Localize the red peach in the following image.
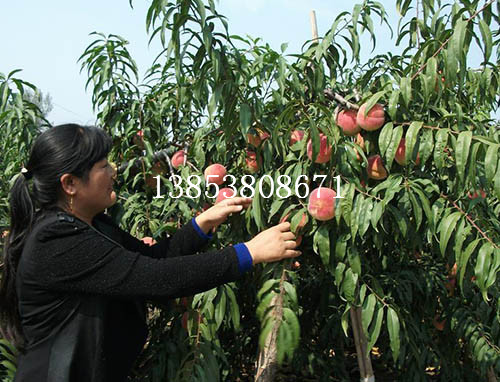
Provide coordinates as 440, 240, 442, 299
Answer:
258, 128, 270, 141
245, 150, 260, 173
133, 129, 145, 149
357, 103, 385, 131
247, 133, 262, 147
216, 187, 236, 204
337, 109, 360, 136
171, 150, 187, 169
307, 187, 336, 221
468, 189, 487, 199
307, 133, 332, 164
355, 133, 365, 161
289, 130, 305, 145
204, 164, 227, 186
433, 315, 446, 331
395, 138, 420, 166
367, 155, 388, 180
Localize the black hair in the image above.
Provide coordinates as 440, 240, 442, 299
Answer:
0, 124, 112, 352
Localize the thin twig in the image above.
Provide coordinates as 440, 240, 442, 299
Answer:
324, 89, 360, 110
440, 193, 499, 249
411, 0, 496, 81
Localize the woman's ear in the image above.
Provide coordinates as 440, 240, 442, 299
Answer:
60, 173, 77, 196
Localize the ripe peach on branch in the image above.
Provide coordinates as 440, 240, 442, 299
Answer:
245, 150, 260, 173
366, 155, 388, 180
337, 109, 360, 136
171, 150, 187, 169
395, 138, 420, 166
357, 103, 385, 131
307, 187, 336, 221
289, 130, 305, 146
307, 133, 332, 164
204, 163, 227, 186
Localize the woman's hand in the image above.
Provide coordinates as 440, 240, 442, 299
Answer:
244, 222, 301, 265
195, 197, 252, 234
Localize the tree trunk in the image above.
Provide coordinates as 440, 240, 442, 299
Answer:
350, 306, 375, 382
487, 366, 498, 382
255, 294, 282, 382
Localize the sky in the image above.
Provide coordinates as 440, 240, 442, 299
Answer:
0, 1, 494, 125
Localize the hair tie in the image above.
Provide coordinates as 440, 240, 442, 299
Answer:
21, 167, 33, 180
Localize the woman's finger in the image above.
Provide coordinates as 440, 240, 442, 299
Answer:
276, 222, 291, 232
221, 197, 252, 207
285, 249, 302, 258
284, 240, 298, 249
282, 231, 296, 241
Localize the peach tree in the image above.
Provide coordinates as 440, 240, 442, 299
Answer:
76, 0, 500, 380
1, 0, 500, 381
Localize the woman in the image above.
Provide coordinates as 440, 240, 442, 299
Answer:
0, 124, 300, 382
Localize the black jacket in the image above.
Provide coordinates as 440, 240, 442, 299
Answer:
14, 210, 242, 382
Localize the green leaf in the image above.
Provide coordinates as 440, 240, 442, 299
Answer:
350, 194, 364, 240
455, 131, 472, 184
341, 268, 358, 303
341, 183, 356, 226
358, 198, 373, 238
214, 289, 226, 330
484, 144, 499, 184
370, 201, 384, 231
400, 77, 411, 107
239, 103, 251, 134
405, 121, 423, 165
439, 212, 462, 256
479, 19, 493, 62
419, 128, 434, 165
341, 304, 351, 337
259, 316, 275, 349
283, 307, 300, 350
475, 242, 495, 300
363, 90, 387, 116
252, 191, 265, 230
387, 307, 401, 362
385, 125, 403, 170
224, 285, 240, 330
362, 294, 377, 332
313, 225, 331, 267
408, 190, 422, 230
495, 158, 500, 199
378, 122, 394, 157
367, 304, 384, 351
434, 129, 449, 170
388, 205, 408, 237
387, 89, 400, 120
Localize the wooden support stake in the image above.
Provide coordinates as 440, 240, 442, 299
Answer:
310, 10, 319, 43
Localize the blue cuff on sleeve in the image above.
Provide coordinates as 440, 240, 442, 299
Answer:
233, 243, 253, 274
191, 217, 213, 240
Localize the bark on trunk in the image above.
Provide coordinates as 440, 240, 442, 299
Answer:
254, 295, 281, 382
487, 366, 498, 382
255, 269, 287, 382
350, 306, 375, 382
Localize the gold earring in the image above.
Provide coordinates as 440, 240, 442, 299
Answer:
70, 195, 73, 212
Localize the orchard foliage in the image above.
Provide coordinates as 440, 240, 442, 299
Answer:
1, 0, 500, 381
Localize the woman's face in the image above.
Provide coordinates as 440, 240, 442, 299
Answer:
75, 158, 117, 216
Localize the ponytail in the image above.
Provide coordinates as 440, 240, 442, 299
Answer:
0, 123, 112, 353
0, 173, 35, 352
